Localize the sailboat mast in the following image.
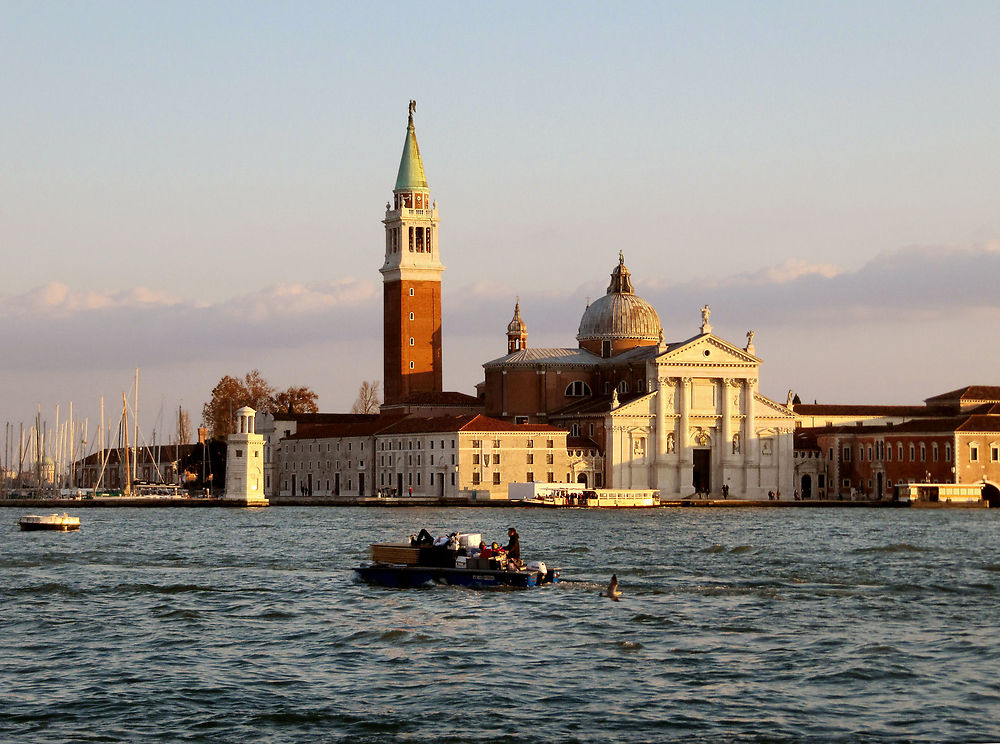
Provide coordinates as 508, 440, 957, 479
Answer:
122, 393, 131, 497
133, 368, 139, 486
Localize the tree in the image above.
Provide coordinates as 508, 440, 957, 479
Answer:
202, 370, 276, 438
202, 371, 320, 438
176, 407, 191, 445
351, 380, 381, 414
273, 386, 319, 416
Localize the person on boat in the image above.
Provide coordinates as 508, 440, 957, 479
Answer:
414, 529, 434, 546
503, 527, 521, 562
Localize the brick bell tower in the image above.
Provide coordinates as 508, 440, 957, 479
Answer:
381, 100, 444, 404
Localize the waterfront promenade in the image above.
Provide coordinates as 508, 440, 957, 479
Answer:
1, 495, 984, 508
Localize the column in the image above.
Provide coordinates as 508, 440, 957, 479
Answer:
721, 379, 733, 464
678, 377, 692, 493
743, 378, 757, 496
655, 376, 668, 464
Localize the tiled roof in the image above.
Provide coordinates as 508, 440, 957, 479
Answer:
285, 414, 408, 440
793, 404, 936, 417
381, 391, 481, 407
956, 415, 1000, 433
286, 413, 566, 439
483, 347, 603, 368
566, 436, 600, 450
925, 386, 1000, 404
549, 392, 645, 417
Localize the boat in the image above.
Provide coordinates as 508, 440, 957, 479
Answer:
355, 534, 559, 589
520, 488, 660, 508
18, 513, 81, 531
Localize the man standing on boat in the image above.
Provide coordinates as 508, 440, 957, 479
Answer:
504, 527, 521, 563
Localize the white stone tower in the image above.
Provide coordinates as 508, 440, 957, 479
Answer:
224, 407, 268, 506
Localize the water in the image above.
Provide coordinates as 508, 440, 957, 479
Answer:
2, 506, 999, 743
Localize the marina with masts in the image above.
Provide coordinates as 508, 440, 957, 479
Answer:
1, 369, 192, 502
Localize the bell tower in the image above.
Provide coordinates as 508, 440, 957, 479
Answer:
507, 299, 528, 353
380, 100, 444, 404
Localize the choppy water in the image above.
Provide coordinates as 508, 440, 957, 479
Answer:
2, 506, 999, 743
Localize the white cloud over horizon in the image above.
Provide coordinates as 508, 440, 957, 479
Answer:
1, 241, 998, 434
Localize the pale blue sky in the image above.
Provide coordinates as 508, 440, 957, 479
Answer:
1, 1, 999, 437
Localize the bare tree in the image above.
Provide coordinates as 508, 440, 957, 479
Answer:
351, 381, 381, 414
176, 407, 191, 445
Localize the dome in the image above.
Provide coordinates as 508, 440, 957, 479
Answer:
577, 254, 662, 343
507, 300, 526, 335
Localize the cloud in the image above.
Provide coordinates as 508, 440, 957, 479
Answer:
1, 241, 997, 375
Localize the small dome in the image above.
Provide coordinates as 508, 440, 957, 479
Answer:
577, 254, 662, 343
507, 300, 526, 335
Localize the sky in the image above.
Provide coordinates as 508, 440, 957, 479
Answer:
2, 1, 999, 448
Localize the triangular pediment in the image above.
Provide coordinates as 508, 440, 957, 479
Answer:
657, 334, 760, 367
755, 393, 795, 418
609, 392, 656, 417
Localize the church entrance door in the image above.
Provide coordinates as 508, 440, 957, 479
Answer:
693, 449, 711, 494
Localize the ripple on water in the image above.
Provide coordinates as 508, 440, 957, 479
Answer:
2, 505, 1000, 743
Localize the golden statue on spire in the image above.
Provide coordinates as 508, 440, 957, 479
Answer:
408, 99, 416, 125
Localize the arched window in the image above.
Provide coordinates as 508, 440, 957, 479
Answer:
617, 380, 629, 394
565, 381, 592, 397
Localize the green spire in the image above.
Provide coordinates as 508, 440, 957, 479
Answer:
394, 100, 428, 191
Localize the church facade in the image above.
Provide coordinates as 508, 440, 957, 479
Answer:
483, 255, 796, 499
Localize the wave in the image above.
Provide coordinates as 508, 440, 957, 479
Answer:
855, 543, 928, 554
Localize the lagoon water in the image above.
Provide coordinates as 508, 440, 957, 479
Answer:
2, 506, 999, 743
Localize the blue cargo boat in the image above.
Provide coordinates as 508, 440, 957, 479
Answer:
355, 540, 559, 589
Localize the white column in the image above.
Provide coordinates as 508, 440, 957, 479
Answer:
655, 376, 667, 464
678, 378, 692, 493
721, 379, 733, 464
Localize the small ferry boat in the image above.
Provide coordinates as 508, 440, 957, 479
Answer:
18, 513, 81, 532
521, 488, 661, 508
355, 534, 559, 589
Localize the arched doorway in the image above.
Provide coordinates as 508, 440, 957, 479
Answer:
800, 474, 812, 499
577, 473, 588, 488
983, 483, 1000, 507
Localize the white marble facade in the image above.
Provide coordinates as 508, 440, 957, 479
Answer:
605, 334, 795, 499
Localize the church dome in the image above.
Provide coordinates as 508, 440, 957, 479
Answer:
577, 254, 662, 343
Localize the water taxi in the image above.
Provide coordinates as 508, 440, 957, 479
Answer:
18, 513, 81, 531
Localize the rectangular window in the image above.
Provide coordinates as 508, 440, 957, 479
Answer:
867, 446, 872, 461
494, 454, 501, 464
547, 439, 554, 448
472, 454, 480, 465
472, 440, 481, 448
920, 444, 926, 461
898, 443, 904, 461
933, 443, 939, 462
843, 447, 851, 462
526, 439, 534, 448
493, 439, 501, 448
547, 472, 555, 483
909, 444, 915, 461
527, 471, 534, 482
472, 472, 481, 485
843, 479, 850, 488
526, 454, 534, 464
945, 444, 952, 461
887, 445, 892, 462
492, 472, 501, 485
236, 449, 243, 458
971, 446, 979, 462
546, 453, 554, 465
